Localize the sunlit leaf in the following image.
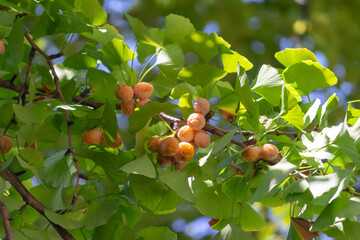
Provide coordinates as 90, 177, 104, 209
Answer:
125, 13, 162, 48
74, 0, 107, 26
252, 64, 283, 106
120, 154, 156, 179
221, 50, 253, 72
283, 60, 337, 95
275, 48, 317, 67
178, 64, 227, 87
165, 14, 195, 43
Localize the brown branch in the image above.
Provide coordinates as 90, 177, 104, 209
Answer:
19, 47, 36, 105
49, 52, 63, 59
0, 199, 14, 240
0, 168, 74, 239
23, 31, 81, 207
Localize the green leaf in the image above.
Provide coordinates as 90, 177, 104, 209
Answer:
42, 150, 72, 188
312, 197, 360, 231
63, 53, 97, 70
222, 175, 252, 203
87, 69, 118, 103
170, 82, 198, 99
343, 219, 360, 240
178, 93, 193, 120
120, 154, 156, 179
74, 0, 107, 26
307, 172, 346, 199
192, 178, 240, 219
151, 73, 177, 98
284, 179, 313, 203
77, 148, 123, 182
347, 104, 360, 125
134, 119, 151, 157
155, 44, 184, 80
81, 199, 121, 230
118, 205, 142, 228
239, 203, 266, 231
130, 175, 182, 213
282, 60, 337, 95
125, 13, 162, 48
159, 169, 194, 202
19, 147, 44, 169
280, 85, 300, 116
213, 223, 255, 240
286, 219, 304, 240
101, 101, 119, 140
275, 48, 317, 67
0, 11, 15, 27
333, 123, 360, 168
128, 101, 178, 133
44, 209, 84, 229
221, 50, 253, 72
178, 64, 227, 87
7, 19, 24, 70
90, 24, 124, 45
0, 103, 14, 128
61, 79, 76, 103
235, 67, 254, 113
252, 65, 283, 106
251, 148, 301, 202
101, 39, 135, 68
164, 14, 195, 43
216, 95, 239, 115
199, 130, 236, 166
136, 226, 177, 240
319, 93, 339, 123
184, 31, 231, 62
29, 185, 65, 210
303, 98, 321, 128
281, 104, 305, 130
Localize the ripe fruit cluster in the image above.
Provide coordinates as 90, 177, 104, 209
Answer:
148, 136, 195, 171
180, 98, 211, 149
0, 135, 12, 154
148, 98, 211, 171
241, 143, 279, 163
82, 129, 122, 148
115, 82, 153, 116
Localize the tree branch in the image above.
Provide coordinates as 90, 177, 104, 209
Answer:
24, 30, 81, 207
0, 199, 14, 240
0, 77, 300, 149
0, 168, 75, 240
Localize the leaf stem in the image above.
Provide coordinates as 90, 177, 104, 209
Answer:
138, 64, 156, 83
158, 114, 176, 135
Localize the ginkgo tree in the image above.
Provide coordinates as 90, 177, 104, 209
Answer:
0, 1, 360, 240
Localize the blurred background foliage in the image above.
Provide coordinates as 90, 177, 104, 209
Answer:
104, 0, 360, 123
99, 0, 359, 239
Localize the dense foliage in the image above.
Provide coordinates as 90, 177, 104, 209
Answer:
0, 1, 360, 240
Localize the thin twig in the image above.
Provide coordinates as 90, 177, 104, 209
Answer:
3, 47, 35, 135
0, 199, 14, 240
49, 52, 63, 59
23, 30, 81, 207
19, 47, 36, 105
